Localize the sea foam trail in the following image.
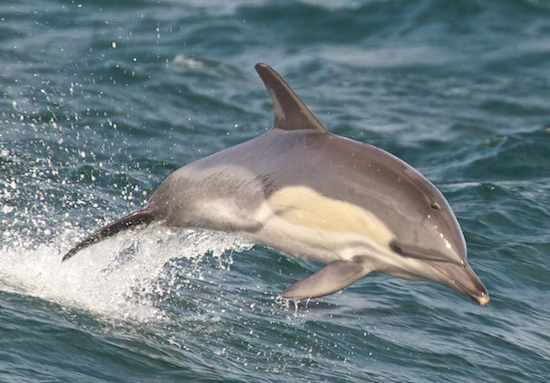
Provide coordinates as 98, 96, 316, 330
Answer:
0, 226, 253, 323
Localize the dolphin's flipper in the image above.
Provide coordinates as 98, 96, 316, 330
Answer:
62, 209, 155, 262
281, 260, 372, 299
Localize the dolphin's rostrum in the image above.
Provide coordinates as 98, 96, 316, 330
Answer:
63, 63, 489, 306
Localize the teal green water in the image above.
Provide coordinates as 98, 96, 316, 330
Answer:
1, 0, 550, 382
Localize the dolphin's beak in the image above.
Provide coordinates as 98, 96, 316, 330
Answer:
430, 261, 490, 306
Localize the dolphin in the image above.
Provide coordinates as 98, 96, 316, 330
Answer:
62, 63, 489, 305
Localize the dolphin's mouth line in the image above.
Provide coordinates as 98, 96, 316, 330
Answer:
427, 262, 489, 305
390, 241, 464, 267
390, 244, 490, 305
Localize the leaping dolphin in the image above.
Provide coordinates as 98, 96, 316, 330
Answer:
62, 63, 489, 305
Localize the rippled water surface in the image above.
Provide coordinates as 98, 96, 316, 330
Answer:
1, 0, 550, 382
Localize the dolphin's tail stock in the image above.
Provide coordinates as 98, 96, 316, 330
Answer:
62, 209, 156, 262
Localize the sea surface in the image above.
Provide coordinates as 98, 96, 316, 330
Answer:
1, 0, 549, 382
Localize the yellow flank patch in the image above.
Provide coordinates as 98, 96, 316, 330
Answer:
267, 186, 393, 247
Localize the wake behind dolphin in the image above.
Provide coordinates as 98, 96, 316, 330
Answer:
63, 63, 489, 306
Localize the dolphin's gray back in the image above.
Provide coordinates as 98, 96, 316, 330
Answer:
147, 128, 448, 242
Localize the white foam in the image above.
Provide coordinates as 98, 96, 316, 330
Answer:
0, 226, 253, 323
173, 55, 206, 70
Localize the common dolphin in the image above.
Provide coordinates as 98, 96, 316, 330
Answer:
62, 63, 489, 305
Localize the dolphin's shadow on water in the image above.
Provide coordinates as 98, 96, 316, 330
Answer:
61, 63, 489, 307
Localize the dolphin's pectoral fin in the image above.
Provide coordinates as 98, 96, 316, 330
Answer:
281, 260, 372, 299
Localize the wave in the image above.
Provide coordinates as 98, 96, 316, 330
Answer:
0, 225, 252, 323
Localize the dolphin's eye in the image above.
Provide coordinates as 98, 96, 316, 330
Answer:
430, 202, 441, 210
390, 241, 404, 255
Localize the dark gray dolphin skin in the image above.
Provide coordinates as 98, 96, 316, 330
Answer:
63, 63, 489, 306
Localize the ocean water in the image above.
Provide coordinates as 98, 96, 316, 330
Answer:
1, 0, 549, 382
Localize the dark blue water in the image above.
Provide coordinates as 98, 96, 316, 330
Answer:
1, 0, 550, 382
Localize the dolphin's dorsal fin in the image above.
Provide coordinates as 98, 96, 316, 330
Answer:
255, 63, 328, 133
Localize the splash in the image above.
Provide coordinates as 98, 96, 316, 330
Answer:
0, 225, 253, 323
